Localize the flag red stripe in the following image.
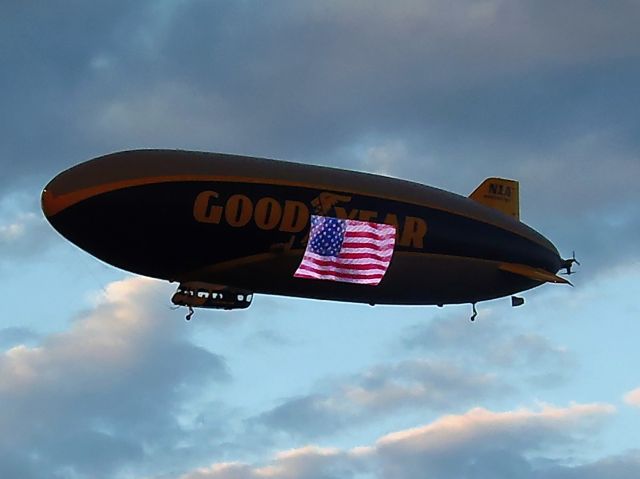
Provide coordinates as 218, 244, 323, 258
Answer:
293, 271, 381, 284
301, 257, 389, 271
343, 231, 396, 241
304, 252, 390, 265
341, 241, 394, 251
296, 263, 386, 280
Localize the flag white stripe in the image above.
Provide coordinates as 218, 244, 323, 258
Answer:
303, 252, 391, 266
343, 224, 396, 234
294, 275, 380, 285
339, 246, 394, 255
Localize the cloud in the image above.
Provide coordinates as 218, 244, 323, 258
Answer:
403, 312, 575, 388
0, 191, 61, 266
623, 388, 640, 408
0, 211, 52, 262
182, 446, 359, 479
0, 327, 41, 349
375, 403, 613, 453
250, 311, 578, 442
373, 403, 617, 479
242, 328, 293, 348
5, 2, 639, 172
84, 0, 639, 161
3, 0, 639, 279
0, 276, 229, 479
253, 358, 506, 439
182, 402, 623, 479
3, 3, 639, 478
543, 451, 640, 479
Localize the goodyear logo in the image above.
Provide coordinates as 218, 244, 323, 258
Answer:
193, 190, 427, 248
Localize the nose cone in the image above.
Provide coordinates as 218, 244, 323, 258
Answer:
40, 154, 135, 268
41, 165, 94, 239
41, 178, 69, 221
41, 155, 118, 221
41, 186, 55, 218
41, 171, 87, 247
41, 174, 73, 236
39, 151, 197, 280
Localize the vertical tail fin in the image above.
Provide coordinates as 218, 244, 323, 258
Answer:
469, 178, 520, 220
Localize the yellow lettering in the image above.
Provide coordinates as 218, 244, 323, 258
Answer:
400, 216, 428, 248
280, 200, 309, 233
225, 194, 253, 227
334, 207, 359, 219
193, 191, 223, 224
254, 197, 282, 230
358, 210, 378, 222
383, 213, 400, 240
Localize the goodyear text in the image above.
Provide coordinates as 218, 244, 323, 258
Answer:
193, 190, 427, 248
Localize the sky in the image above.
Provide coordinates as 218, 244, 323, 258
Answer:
1, 1, 640, 478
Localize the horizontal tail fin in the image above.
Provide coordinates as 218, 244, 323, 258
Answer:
499, 262, 571, 285
469, 178, 520, 220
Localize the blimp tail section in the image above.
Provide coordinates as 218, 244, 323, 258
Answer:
469, 178, 520, 220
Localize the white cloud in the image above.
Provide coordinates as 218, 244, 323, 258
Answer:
0, 215, 28, 240
0, 277, 228, 479
376, 403, 615, 453
0, 211, 51, 259
182, 402, 620, 479
623, 388, 640, 407
0, 191, 58, 263
181, 445, 355, 479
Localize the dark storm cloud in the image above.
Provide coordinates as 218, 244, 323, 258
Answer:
0, 277, 229, 479
1, 1, 148, 191
3, 0, 638, 277
80, 0, 640, 164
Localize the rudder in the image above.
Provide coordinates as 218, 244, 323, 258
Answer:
469, 178, 520, 220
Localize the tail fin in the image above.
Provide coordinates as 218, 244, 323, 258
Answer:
469, 178, 520, 220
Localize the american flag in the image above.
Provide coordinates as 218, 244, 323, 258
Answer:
294, 215, 396, 285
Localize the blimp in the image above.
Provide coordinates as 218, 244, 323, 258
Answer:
41, 150, 576, 320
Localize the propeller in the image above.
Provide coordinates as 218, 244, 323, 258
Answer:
560, 251, 580, 275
